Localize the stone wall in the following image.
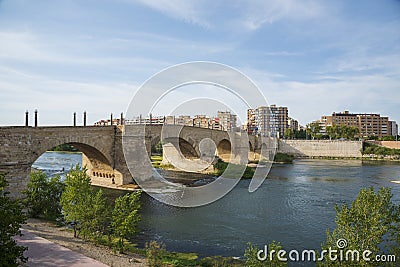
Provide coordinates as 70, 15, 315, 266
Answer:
278, 140, 363, 158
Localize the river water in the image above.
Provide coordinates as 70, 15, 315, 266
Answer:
33, 152, 400, 258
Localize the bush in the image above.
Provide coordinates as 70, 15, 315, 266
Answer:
146, 240, 166, 267
0, 174, 27, 266
363, 143, 400, 156
23, 170, 64, 220
213, 158, 255, 179
273, 153, 294, 163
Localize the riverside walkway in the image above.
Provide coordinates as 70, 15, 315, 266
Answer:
15, 229, 109, 267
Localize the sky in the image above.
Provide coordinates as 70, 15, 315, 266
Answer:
0, 0, 399, 126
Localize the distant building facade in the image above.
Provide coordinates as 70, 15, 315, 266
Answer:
317, 110, 392, 138
120, 111, 237, 131
217, 111, 237, 131
288, 117, 300, 131
247, 105, 289, 137
389, 121, 398, 137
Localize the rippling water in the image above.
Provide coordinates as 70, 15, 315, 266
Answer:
33, 153, 400, 259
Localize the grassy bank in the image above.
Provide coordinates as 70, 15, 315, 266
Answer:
363, 142, 400, 156
273, 153, 294, 163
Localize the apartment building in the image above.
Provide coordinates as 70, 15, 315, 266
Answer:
247, 105, 289, 137
317, 111, 392, 138
217, 111, 237, 131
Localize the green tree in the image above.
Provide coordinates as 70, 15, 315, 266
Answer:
60, 165, 93, 238
80, 188, 111, 241
319, 187, 398, 266
306, 122, 322, 140
112, 191, 141, 253
60, 166, 111, 241
342, 125, 359, 140
23, 170, 64, 219
0, 174, 27, 266
151, 140, 163, 154
244, 241, 287, 267
284, 128, 294, 139
294, 129, 307, 139
326, 125, 339, 140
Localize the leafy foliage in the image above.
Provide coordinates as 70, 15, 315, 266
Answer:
363, 143, 400, 156
23, 170, 64, 219
0, 174, 27, 266
112, 191, 141, 253
326, 125, 359, 140
306, 122, 322, 140
244, 241, 287, 267
146, 240, 167, 267
152, 141, 163, 155
60, 165, 111, 240
49, 143, 78, 152
213, 158, 255, 179
273, 153, 294, 163
320, 187, 398, 266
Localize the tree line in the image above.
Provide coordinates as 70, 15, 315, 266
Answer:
284, 123, 360, 140
24, 166, 141, 253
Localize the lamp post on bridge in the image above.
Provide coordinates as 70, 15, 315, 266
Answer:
110, 113, 113, 126
34, 109, 38, 127
84, 111, 87, 126
25, 110, 29, 127
73, 112, 76, 127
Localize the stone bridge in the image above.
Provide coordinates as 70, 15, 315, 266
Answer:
0, 125, 269, 198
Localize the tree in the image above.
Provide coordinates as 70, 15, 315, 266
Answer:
284, 128, 294, 139
326, 125, 338, 140
294, 129, 307, 139
60, 165, 93, 238
306, 122, 322, 140
23, 170, 64, 219
319, 187, 398, 266
112, 191, 141, 253
342, 125, 359, 140
0, 174, 27, 266
61, 166, 111, 241
81, 189, 111, 242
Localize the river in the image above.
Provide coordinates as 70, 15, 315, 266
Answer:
33, 152, 400, 258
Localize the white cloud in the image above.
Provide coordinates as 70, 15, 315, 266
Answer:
129, 0, 213, 28
126, 0, 325, 32
240, 0, 325, 30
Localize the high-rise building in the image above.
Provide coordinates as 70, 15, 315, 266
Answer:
288, 117, 300, 131
389, 121, 398, 137
246, 109, 257, 135
247, 105, 289, 137
317, 111, 391, 138
217, 111, 237, 131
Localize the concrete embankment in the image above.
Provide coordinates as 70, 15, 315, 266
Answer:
278, 140, 363, 158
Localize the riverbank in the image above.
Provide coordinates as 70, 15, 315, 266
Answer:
23, 218, 147, 267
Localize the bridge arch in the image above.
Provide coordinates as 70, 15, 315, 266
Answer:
31, 138, 122, 186
162, 137, 199, 159
217, 139, 231, 161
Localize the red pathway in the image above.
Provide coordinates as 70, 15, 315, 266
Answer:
15, 229, 109, 267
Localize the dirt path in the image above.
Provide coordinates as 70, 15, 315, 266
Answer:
23, 219, 147, 267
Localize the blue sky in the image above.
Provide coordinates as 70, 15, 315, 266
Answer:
0, 0, 399, 126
